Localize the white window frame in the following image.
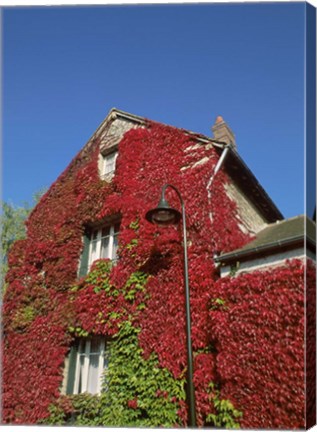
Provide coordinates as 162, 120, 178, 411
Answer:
88, 223, 119, 270
101, 151, 118, 180
66, 337, 108, 395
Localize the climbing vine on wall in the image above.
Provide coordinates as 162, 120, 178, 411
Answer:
209, 259, 310, 429
2, 119, 310, 428
44, 262, 187, 427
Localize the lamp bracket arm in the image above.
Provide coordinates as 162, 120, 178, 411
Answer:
161, 184, 184, 209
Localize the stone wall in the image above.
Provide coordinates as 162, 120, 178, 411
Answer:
224, 181, 268, 235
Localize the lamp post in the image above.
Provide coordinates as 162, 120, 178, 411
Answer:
145, 184, 197, 428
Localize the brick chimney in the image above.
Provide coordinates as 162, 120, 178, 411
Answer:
211, 116, 236, 149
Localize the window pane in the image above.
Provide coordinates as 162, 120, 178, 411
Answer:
104, 153, 117, 175
87, 354, 100, 394
78, 339, 86, 354
101, 227, 110, 237
107, 153, 115, 163
114, 223, 120, 234
78, 355, 85, 394
90, 240, 99, 263
101, 237, 110, 259
112, 234, 119, 260
91, 230, 98, 240
66, 345, 78, 395
90, 337, 101, 353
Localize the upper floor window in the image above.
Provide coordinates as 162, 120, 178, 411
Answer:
64, 337, 109, 395
78, 222, 120, 277
101, 151, 118, 180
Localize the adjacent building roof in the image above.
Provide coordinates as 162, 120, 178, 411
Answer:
215, 215, 316, 264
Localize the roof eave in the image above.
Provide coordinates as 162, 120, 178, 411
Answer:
215, 235, 316, 265
220, 147, 284, 222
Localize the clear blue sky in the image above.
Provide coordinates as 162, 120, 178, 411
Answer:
2, 3, 307, 218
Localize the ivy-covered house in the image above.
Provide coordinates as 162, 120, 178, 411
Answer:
2, 108, 315, 428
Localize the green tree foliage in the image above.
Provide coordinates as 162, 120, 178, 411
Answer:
1, 190, 46, 291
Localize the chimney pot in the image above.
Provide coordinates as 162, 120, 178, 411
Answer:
215, 115, 224, 124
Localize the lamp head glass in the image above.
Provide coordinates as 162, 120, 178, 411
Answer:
145, 197, 181, 226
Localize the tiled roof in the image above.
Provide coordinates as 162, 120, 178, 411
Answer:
216, 215, 316, 264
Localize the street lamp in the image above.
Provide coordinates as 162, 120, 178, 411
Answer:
145, 184, 197, 428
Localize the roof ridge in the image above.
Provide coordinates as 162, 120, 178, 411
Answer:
263, 214, 305, 229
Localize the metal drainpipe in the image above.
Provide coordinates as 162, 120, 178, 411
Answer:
207, 143, 231, 200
